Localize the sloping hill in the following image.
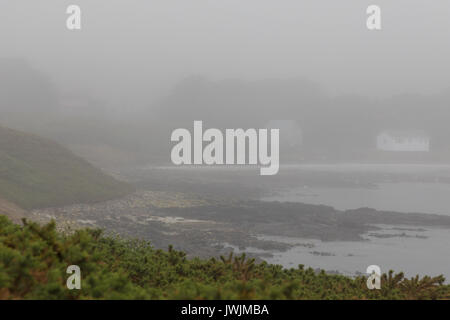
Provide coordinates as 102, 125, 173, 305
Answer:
0, 197, 27, 224
0, 126, 133, 209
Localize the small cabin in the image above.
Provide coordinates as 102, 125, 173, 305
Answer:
377, 130, 430, 152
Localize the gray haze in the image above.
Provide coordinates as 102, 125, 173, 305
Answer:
2, 1, 450, 102
1, 1, 450, 164
3, 1, 450, 280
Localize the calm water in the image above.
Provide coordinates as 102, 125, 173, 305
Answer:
226, 226, 450, 279
258, 164, 450, 277
259, 226, 450, 279
150, 163, 450, 277
261, 163, 450, 215
262, 182, 450, 215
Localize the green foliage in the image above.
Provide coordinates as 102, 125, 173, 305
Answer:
0, 126, 133, 209
0, 215, 449, 300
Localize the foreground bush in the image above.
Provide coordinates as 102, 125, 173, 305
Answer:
0, 215, 449, 299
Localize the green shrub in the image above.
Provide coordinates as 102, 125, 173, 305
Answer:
0, 215, 449, 300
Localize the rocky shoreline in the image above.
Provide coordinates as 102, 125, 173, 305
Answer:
30, 190, 450, 260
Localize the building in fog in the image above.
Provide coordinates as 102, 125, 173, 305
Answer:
377, 130, 430, 152
265, 120, 303, 159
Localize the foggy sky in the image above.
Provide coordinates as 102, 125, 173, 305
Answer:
1, 0, 450, 107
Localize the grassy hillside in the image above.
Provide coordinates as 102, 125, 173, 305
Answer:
0, 126, 133, 209
0, 197, 27, 224
0, 215, 449, 300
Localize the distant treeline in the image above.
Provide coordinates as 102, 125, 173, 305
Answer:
2, 60, 450, 163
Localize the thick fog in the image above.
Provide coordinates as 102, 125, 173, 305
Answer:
1, 1, 450, 164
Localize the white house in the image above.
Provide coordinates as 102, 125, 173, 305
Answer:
376, 130, 430, 152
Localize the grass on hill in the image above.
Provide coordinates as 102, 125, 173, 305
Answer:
0, 126, 133, 209
0, 215, 449, 300
0, 197, 27, 224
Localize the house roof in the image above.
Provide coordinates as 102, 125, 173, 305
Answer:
378, 130, 429, 139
